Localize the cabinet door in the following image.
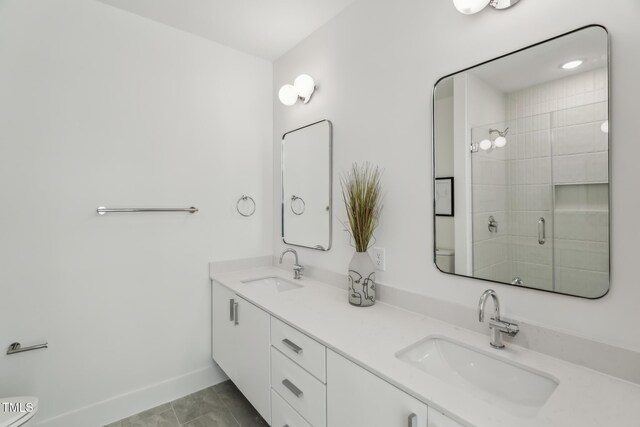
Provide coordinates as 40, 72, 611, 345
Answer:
234, 296, 271, 423
428, 409, 465, 427
212, 281, 237, 382
327, 349, 427, 427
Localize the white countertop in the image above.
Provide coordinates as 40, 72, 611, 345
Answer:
211, 267, 640, 427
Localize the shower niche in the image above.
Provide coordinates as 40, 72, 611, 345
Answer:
433, 25, 610, 298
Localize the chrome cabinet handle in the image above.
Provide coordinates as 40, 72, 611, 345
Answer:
282, 338, 303, 354
408, 413, 417, 427
229, 299, 235, 322
282, 379, 303, 398
233, 302, 239, 325
538, 217, 546, 245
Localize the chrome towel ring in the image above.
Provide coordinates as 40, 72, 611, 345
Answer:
237, 195, 256, 217
291, 195, 306, 215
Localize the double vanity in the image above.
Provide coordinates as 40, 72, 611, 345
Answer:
205, 22, 636, 427
210, 265, 640, 427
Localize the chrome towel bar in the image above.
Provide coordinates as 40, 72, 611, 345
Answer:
97, 207, 198, 215
7, 341, 48, 355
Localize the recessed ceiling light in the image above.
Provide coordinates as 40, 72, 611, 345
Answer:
561, 60, 583, 70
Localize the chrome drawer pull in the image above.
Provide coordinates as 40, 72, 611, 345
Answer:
282, 379, 304, 398
233, 302, 239, 325
282, 338, 303, 354
229, 299, 235, 321
408, 413, 417, 427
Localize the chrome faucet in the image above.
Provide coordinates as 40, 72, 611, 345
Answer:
478, 289, 519, 349
279, 248, 304, 280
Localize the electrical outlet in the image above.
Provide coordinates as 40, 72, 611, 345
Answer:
371, 247, 386, 271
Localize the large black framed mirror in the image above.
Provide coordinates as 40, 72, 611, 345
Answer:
433, 25, 610, 299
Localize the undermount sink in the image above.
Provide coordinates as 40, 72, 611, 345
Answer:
396, 336, 559, 417
242, 276, 303, 293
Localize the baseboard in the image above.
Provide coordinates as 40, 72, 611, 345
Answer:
36, 363, 227, 427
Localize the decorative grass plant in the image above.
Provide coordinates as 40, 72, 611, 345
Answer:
340, 163, 383, 252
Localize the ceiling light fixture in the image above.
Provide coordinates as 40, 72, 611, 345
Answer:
453, 0, 521, 15
561, 60, 583, 70
279, 74, 316, 106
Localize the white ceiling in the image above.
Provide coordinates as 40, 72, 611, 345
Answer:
469, 26, 608, 93
97, 0, 359, 60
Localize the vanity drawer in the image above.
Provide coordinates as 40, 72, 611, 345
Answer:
271, 389, 312, 427
271, 347, 326, 427
271, 317, 326, 382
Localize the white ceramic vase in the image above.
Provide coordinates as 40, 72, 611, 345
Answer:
348, 252, 376, 307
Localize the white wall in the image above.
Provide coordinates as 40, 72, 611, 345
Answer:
273, 0, 640, 353
0, 0, 272, 424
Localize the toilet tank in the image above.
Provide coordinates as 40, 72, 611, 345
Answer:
436, 249, 455, 274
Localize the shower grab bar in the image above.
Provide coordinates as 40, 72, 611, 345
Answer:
7, 341, 48, 355
97, 207, 198, 215
538, 217, 546, 245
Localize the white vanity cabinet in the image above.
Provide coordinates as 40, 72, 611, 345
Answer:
212, 279, 463, 427
428, 410, 465, 427
211, 282, 271, 423
270, 317, 327, 427
212, 283, 236, 379
327, 349, 428, 427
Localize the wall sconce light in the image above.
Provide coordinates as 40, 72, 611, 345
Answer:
453, 0, 521, 15
471, 128, 509, 152
279, 74, 316, 106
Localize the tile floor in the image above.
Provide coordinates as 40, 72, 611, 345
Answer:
104, 380, 268, 427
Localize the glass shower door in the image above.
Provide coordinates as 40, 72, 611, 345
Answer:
471, 114, 554, 291
470, 101, 609, 297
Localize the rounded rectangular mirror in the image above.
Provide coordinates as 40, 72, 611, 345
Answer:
282, 120, 333, 250
433, 25, 610, 299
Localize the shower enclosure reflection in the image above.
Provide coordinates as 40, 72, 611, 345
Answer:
433, 25, 610, 298
470, 103, 609, 297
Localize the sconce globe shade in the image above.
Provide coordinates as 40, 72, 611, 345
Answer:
279, 84, 298, 106
494, 136, 507, 148
479, 139, 493, 151
453, 0, 491, 14
294, 74, 316, 102
601, 120, 609, 134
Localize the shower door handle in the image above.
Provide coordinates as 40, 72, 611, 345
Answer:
538, 217, 546, 245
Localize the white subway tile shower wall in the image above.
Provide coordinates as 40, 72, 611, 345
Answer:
507, 68, 609, 295
471, 68, 608, 295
